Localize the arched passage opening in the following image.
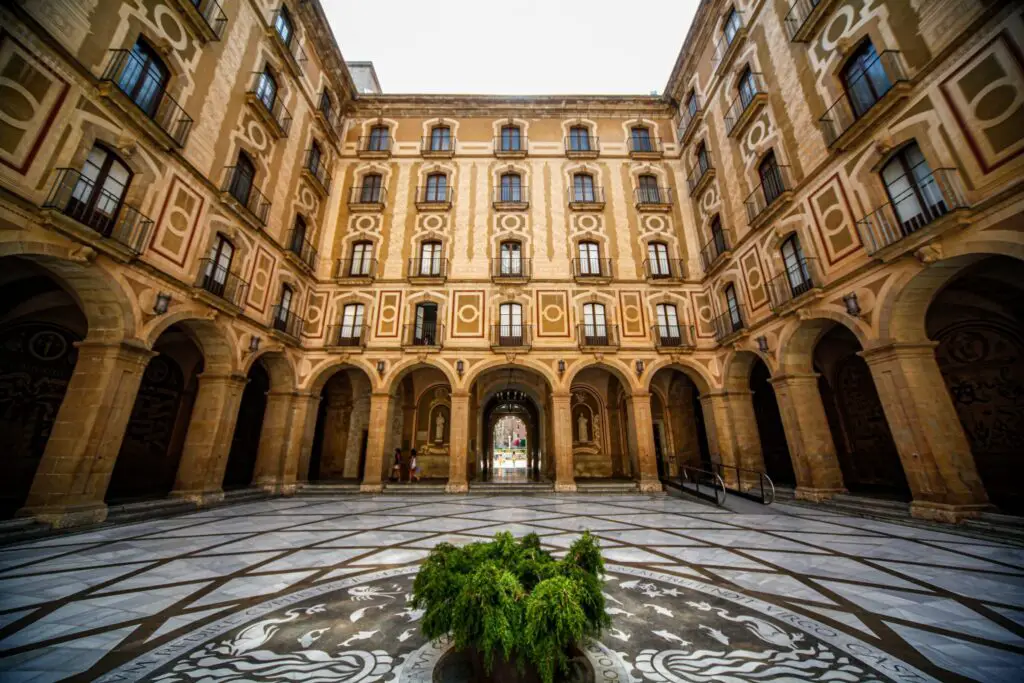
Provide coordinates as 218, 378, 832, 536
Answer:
750, 359, 795, 487
566, 365, 639, 482
307, 367, 374, 483
223, 361, 269, 490
649, 366, 711, 476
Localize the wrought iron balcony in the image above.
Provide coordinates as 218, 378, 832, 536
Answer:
677, 98, 703, 146
335, 257, 377, 280
172, 0, 227, 41
687, 158, 715, 196
634, 186, 673, 210
285, 229, 317, 271
349, 185, 388, 209
564, 136, 600, 158
712, 308, 747, 343
491, 324, 532, 349
820, 51, 910, 150
421, 136, 456, 157
221, 166, 271, 226
303, 149, 331, 194
572, 257, 613, 280
856, 168, 969, 256
269, 8, 307, 73
404, 322, 444, 348
700, 230, 730, 272
491, 258, 532, 280
784, 0, 838, 42
744, 165, 794, 228
195, 258, 249, 308
408, 257, 449, 280
358, 135, 392, 157
567, 186, 606, 210
724, 73, 768, 137
494, 135, 528, 156
493, 185, 530, 209
652, 323, 696, 351
710, 11, 746, 74
99, 49, 193, 147
326, 323, 368, 349
246, 73, 292, 138
643, 258, 686, 281
42, 168, 153, 256
270, 304, 304, 340
767, 257, 821, 313
628, 136, 663, 158
415, 185, 453, 210
577, 324, 620, 349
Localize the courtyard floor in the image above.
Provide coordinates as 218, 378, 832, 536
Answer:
0, 493, 1022, 682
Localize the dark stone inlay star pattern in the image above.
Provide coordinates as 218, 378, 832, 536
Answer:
0, 494, 1022, 682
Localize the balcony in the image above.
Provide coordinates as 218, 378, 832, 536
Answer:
687, 158, 715, 197
724, 74, 768, 137
421, 136, 456, 158
491, 258, 532, 282
712, 308, 747, 344
572, 258, 613, 283
246, 74, 292, 139
315, 98, 341, 146
303, 149, 331, 196
643, 258, 686, 282
767, 257, 823, 314
415, 185, 453, 211
820, 51, 911, 151
98, 49, 193, 148
652, 324, 696, 352
408, 257, 449, 282
285, 229, 317, 272
493, 186, 530, 211
567, 187, 606, 211
194, 258, 249, 313
220, 166, 271, 227
171, 0, 227, 42
634, 186, 673, 212
270, 305, 304, 342
628, 136, 664, 160
494, 135, 528, 158
710, 13, 747, 74
564, 136, 600, 159
744, 165, 794, 230
700, 231, 731, 274
784, 0, 839, 43
349, 185, 387, 211
268, 8, 307, 78
40, 168, 153, 261
404, 322, 444, 350
677, 99, 703, 147
357, 135, 392, 158
577, 324, 620, 350
491, 324, 532, 350
334, 257, 377, 281
326, 323, 368, 350
856, 168, 970, 260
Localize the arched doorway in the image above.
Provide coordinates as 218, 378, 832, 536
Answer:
750, 359, 795, 487
307, 367, 373, 482
469, 366, 550, 483
569, 366, 635, 482
223, 361, 269, 490
649, 366, 711, 476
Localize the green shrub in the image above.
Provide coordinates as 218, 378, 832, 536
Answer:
411, 531, 608, 683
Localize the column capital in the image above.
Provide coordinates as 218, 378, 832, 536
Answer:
859, 340, 939, 361
701, 389, 753, 399
197, 371, 249, 385
74, 338, 156, 363
450, 390, 470, 400
768, 372, 820, 385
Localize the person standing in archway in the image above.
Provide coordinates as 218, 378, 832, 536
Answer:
409, 448, 421, 483
390, 447, 402, 482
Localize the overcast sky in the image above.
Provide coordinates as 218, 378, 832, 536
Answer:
323, 0, 701, 95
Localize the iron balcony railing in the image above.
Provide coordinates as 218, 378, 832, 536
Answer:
745, 165, 794, 225
635, 186, 672, 207
317, 96, 338, 129
421, 136, 456, 154
42, 168, 153, 254
712, 307, 747, 342
768, 257, 819, 311
564, 135, 600, 155
820, 51, 908, 146
700, 230, 730, 271
358, 135, 393, 154
572, 257, 613, 279
567, 186, 606, 205
652, 323, 696, 350
195, 258, 248, 307
100, 49, 193, 147
335, 257, 377, 279
188, 0, 228, 39
304, 149, 331, 192
577, 324, 620, 348
677, 97, 702, 142
286, 229, 317, 270
221, 166, 271, 225
856, 167, 968, 255
628, 136, 663, 155
687, 158, 714, 194
270, 9, 307, 66
405, 322, 444, 347
491, 324, 532, 348
326, 323, 368, 348
494, 185, 529, 204
349, 185, 388, 206
408, 257, 449, 279
784, 0, 825, 41
710, 11, 745, 73
247, 72, 292, 135
491, 257, 532, 279
724, 73, 768, 135
271, 304, 304, 339
416, 185, 454, 205
494, 135, 528, 153
643, 258, 686, 280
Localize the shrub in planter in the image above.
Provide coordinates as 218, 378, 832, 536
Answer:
412, 531, 609, 683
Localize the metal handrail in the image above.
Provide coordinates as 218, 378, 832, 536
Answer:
820, 51, 908, 146
678, 465, 727, 506
491, 257, 532, 279
335, 257, 377, 279
712, 307, 747, 342
326, 323, 368, 348
100, 49, 193, 146
712, 463, 776, 504
358, 135, 393, 154
710, 10, 746, 73
494, 135, 528, 153
42, 168, 153, 254
724, 72, 767, 135
567, 186, 606, 205
634, 186, 673, 206
349, 185, 388, 206
564, 135, 600, 153
190, 0, 228, 39
270, 8, 307, 65
247, 72, 292, 135
643, 258, 686, 280
421, 136, 456, 154
572, 257, 613, 278
286, 229, 317, 270
491, 324, 532, 347
744, 164, 794, 224
677, 96, 702, 141
577, 323, 620, 348
767, 257, 819, 311
651, 323, 696, 350
404, 322, 444, 347
628, 136, 663, 155
416, 185, 454, 204
699, 230, 730, 271
195, 258, 249, 307
220, 166, 271, 225
408, 257, 449, 278
271, 304, 304, 338
304, 149, 331, 192
493, 185, 530, 204
687, 157, 714, 194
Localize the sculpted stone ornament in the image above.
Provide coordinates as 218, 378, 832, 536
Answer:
434, 411, 445, 442
914, 243, 943, 264
69, 245, 97, 263
578, 412, 589, 442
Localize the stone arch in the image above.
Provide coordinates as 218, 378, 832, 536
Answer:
777, 314, 871, 374
643, 358, 714, 396
563, 358, 639, 394
380, 357, 458, 395
144, 313, 237, 374
462, 357, 560, 393
304, 357, 378, 395
243, 349, 296, 392
722, 348, 772, 392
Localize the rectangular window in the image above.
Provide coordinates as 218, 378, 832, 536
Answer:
341, 304, 364, 339
500, 242, 522, 275
351, 242, 372, 276
420, 242, 442, 276
573, 174, 595, 202
648, 242, 670, 277
583, 303, 607, 340
656, 304, 680, 341
578, 242, 601, 275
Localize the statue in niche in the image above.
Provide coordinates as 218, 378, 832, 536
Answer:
578, 413, 589, 443
435, 411, 446, 442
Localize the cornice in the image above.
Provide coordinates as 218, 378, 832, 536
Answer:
349, 94, 675, 118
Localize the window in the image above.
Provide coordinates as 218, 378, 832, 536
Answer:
500, 172, 522, 202
738, 67, 757, 110
68, 144, 132, 234
360, 173, 382, 203
569, 126, 591, 151
686, 91, 699, 118
656, 303, 681, 342
759, 151, 784, 205
723, 7, 741, 44
228, 151, 256, 205
582, 303, 608, 341
368, 125, 389, 151
425, 173, 447, 202
724, 284, 742, 330
842, 41, 892, 119
350, 241, 373, 276
319, 89, 333, 121
255, 66, 277, 112
202, 235, 234, 297
414, 303, 439, 345
710, 215, 726, 253
638, 174, 661, 204
578, 241, 601, 275
275, 285, 294, 329
781, 234, 813, 296
631, 126, 653, 153
419, 241, 443, 276
430, 125, 452, 151
307, 141, 322, 175
290, 214, 307, 253
573, 173, 596, 202
274, 5, 293, 46
340, 303, 365, 341
696, 142, 710, 176
499, 303, 524, 344
500, 241, 523, 275
500, 125, 521, 151
648, 242, 671, 278
117, 38, 168, 117
880, 142, 946, 233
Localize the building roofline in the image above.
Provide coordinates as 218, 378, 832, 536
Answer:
662, 0, 716, 102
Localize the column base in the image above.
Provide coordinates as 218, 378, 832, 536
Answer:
359, 482, 384, 493
170, 488, 224, 506
637, 479, 666, 494
19, 501, 108, 528
554, 481, 577, 493
257, 481, 297, 495
910, 500, 992, 523
794, 486, 847, 502
445, 481, 469, 494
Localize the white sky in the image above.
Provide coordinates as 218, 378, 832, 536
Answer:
322, 0, 701, 95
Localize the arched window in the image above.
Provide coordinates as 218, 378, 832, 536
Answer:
500, 241, 523, 276
430, 125, 452, 151
842, 41, 892, 119
573, 173, 595, 202
68, 144, 133, 235
638, 173, 661, 204
723, 7, 741, 44
350, 240, 374, 276
578, 240, 601, 276
569, 125, 591, 152
255, 66, 277, 112
498, 302, 524, 345
781, 234, 813, 296
318, 89, 333, 120
117, 38, 168, 117
290, 214, 307, 253
500, 125, 522, 151
419, 240, 443, 276
413, 302, 439, 345
724, 283, 743, 330
880, 141, 946, 232
759, 151, 784, 205
647, 241, 670, 278
425, 173, 448, 202
360, 173, 383, 203
201, 234, 234, 297
630, 126, 653, 153
738, 66, 757, 110
582, 303, 608, 341
368, 125, 390, 151
340, 303, 365, 343
274, 5, 293, 45
696, 142, 710, 175
656, 303, 681, 344
228, 150, 256, 205
500, 172, 522, 202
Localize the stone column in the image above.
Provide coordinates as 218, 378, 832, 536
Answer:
698, 391, 738, 487
282, 392, 321, 489
319, 392, 352, 480
20, 340, 154, 527
361, 392, 392, 492
252, 390, 296, 492
716, 390, 766, 491
551, 391, 576, 491
861, 342, 989, 521
343, 395, 370, 479
446, 391, 470, 493
171, 372, 247, 504
769, 373, 846, 500
626, 391, 663, 493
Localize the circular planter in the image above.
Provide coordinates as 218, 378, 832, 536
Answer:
433, 644, 593, 683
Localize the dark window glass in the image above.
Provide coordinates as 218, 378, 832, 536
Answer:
430, 126, 451, 151
361, 173, 382, 203
67, 144, 133, 235
425, 173, 447, 202
229, 151, 256, 205
781, 234, 813, 295
274, 5, 293, 46
631, 126, 652, 152
573, 173, 595, 202
880, 142, 946, 233
501, 125, 521, 151
725, 284, 742, 329
255, 67, 277, 111
738, 67, 757, 110
759, 151, 784, 205
117, 39, 168, 116
638, 174, 660, 203
842, 41, 893, 118
368, 125, 389, 151
569, 126, 591, 151
500, 173, 522, 202
723, 8, 741, 44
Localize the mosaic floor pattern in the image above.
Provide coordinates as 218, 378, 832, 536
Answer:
0, 493, 1022, 682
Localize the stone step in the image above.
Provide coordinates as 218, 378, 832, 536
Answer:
297, 483, 362, 494
381, 483, 448, 494
470, 483, 555, 494
575, 481, 639, 494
